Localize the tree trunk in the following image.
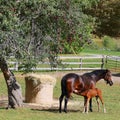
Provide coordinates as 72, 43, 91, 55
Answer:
0, 57, 23, 109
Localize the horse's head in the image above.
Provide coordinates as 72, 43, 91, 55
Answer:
104, 69, 113, 86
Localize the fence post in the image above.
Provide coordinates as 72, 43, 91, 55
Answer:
15, 62, 18, 71
101, 55, 105, 69
115, 58, 118, 72
105, 56, 108, 69
80, 58, 82, 70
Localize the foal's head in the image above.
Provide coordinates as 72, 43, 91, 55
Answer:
103, 69, 113, 86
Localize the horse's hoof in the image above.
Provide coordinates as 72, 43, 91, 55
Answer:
59, 110, 62, 113
12, 106, 16, 109
6, 107, 9, 110
104, 108, 106, 113
89, 109, 93, 112
64, 110, 67, 113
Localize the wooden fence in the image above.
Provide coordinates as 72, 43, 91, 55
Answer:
105, 56, 120, 72
8, 55, 106, 71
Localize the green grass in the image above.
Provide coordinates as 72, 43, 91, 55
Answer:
81, 48, 120, 56
0, 71, 120, 120
1, 107, 120, 120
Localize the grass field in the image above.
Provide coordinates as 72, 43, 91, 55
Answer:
0, 71, 120, 120
81, 48, 120, 56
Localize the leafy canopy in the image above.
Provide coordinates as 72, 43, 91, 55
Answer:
0, 0, 99, 72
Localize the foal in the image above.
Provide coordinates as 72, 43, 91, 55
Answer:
74, 88, 106, 113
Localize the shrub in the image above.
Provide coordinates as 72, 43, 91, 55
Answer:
63, 41, 83, 54
102, 36, 117, 50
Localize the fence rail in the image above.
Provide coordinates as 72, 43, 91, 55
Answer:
8, 55, 106, 71
106, 56, 120, 72
7, 55, 120, 71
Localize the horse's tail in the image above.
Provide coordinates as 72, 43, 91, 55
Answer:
60, 73, 80, 96
61, 76, 68, 96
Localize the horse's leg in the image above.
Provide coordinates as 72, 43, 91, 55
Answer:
59, 94, 64, 113
64, 92, 71, 113
64, 95, 69, 113
89, 98, 93, 112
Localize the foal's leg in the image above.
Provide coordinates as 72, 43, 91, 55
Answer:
59, 94, 64, 113
99, 94, 106, 113
83, 97, 87, 113
96, 96, 100, 112
89, 98, 93, 112
86, 98, 90, 114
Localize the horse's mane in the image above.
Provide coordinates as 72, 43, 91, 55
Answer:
81, 70, 104, 76
91, 69, 107, 75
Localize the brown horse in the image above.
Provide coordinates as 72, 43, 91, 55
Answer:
74, 88, 106, 113
59, 69, 113, 113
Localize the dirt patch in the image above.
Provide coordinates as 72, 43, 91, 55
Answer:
112, 75, 120, 83
0, 97, 83, 112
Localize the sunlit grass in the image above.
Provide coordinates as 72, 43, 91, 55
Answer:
81, 48, 120, 56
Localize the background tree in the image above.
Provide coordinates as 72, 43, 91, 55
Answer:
84, 0, 120, 37
0, 0, 99, 69
0, 0, 23, 108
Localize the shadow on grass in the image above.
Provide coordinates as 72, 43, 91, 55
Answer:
31, 108, 81, 113
0, 107, 7, 110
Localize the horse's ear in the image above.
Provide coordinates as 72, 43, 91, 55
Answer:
106, 69, 108, 72
105, 69, 109, 73
105, 69, 108, 74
